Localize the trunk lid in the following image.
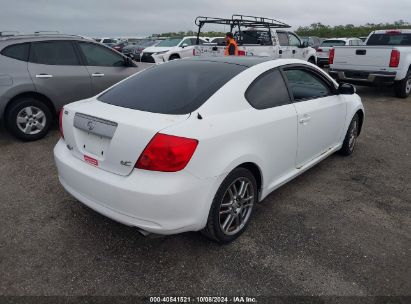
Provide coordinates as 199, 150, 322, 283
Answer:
62, 100, 189, 176
332, 46, 395, 70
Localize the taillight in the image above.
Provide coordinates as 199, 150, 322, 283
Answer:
317, 48, 323, 52
193, 48, 196, 56
329, 48, 335, 65
389, 49, 400, 67
238, 50, 246, 56
59, 108, 64, 139
136, 133, 198, 172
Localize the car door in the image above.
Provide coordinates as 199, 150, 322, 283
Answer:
177, 38, 195, 59
27, 40, 92, 110
276, 31, 291, 58
76, 41, 138, 95
282, 66, 347, 168
244, 68, 298, 188
288, 32, 304, 59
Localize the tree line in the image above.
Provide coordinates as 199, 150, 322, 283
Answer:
151, 20, 410, 39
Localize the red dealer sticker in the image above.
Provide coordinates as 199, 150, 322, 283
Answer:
84, 155, 98, 166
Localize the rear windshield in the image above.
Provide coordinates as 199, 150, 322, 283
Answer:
321, 40, 346, 47
366, 33, 411, 46
98, 60, 247, 114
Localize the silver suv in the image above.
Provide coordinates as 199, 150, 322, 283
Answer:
0, 34, 140, 141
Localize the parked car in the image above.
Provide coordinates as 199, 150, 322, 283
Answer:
140, 36, 208, 63
317, 38, 364, 66
319, 38, 365, 65
96, 38, 120, 47
329, 29, 411, 98
122, 39, 160, 60
301, 36, 322, 50
111, 41, 130, 53
0, 34, 140, 141
209, 37, 226, 45
193, 15, 317, 64
55, 57, 364, 243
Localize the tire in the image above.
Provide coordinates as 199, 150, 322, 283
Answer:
202, 167, 258, 244
338, 114, 359, 156
394, 71, 411, 98
308, 57, 316, 65
6, 97, 52, 141
169, 54, 180, 61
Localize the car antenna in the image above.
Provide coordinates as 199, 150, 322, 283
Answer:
197, 113, 203, 120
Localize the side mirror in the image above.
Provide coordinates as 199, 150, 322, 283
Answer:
181, 43, 188, 48
338, 83, 356, 95
299, 41, 309, 48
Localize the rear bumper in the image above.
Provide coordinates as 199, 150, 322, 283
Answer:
54, 140, 221, 235
317, 57, 329, 65
329, 69, 397, 86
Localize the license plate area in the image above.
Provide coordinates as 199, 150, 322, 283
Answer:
80, 131, 110, 158
73, 113, 117, 159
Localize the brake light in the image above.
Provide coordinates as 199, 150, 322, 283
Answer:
386, 30, 401, 35
329, 48, 335, 65
59, 108, 64, 139
389, 49, 400, 67
193, 48, 196, 56
238, 50, 246, 56
317, 48, 323, 52
136, 133, 198, 172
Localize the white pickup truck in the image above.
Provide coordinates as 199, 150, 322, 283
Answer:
329, 29, 411, 98
193, 15, 317, 64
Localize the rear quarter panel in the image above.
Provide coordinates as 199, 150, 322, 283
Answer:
0, 55, 35, 120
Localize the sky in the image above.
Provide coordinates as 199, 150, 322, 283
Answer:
1, 0, 410, 37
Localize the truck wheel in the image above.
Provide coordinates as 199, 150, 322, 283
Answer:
394, 71, 411, 98
6, 97, 52, 141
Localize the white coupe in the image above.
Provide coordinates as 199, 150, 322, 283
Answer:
54, 57, 364, 243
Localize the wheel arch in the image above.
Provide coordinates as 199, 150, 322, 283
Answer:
356, 109, 365, 136
4, 92, 56, 122
168, 53, 181, 60
234, 162, 263, 199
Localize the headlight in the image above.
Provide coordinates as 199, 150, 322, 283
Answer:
154, 51, 168, 55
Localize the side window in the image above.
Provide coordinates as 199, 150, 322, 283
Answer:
245, 69, 291, 109
180, 39, 192, 46
277, 32, 289, 46
78, 42, 125, 67
191, 38, 200, 45
284, 69, 331, 101
1, 43, 30, 61
349, 40, 355, 46
289, 33, 301, 47
30, 41, 80, 65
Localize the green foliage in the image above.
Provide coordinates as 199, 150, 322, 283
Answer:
151, 31, 226, 38
296, 20, 410, 38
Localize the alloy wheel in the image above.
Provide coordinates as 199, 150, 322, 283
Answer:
16, 106, 46, 135
219, 177, 255, 236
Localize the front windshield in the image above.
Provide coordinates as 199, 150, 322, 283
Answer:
321, 40, 346, 47
157, 38, 182, 47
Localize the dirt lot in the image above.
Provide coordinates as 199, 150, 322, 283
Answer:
0, 86, 410, 297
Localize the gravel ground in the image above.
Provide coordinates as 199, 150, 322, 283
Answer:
0, 86, 410, 297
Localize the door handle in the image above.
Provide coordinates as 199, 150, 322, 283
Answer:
299, 115, 311, 124
92, 73, 105, 77
279, 50, 283, 54
35, 74, 53, 78
292, 50, 296, 54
